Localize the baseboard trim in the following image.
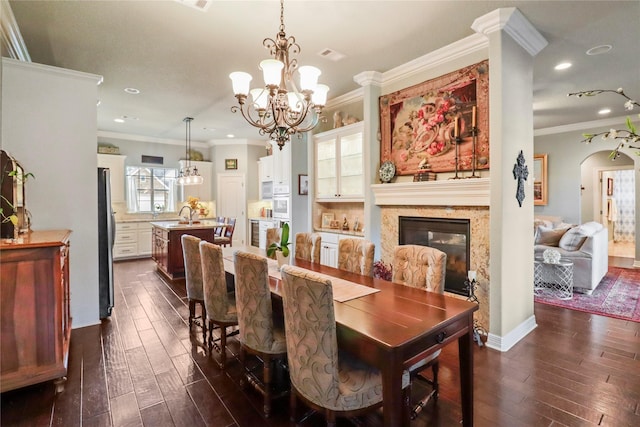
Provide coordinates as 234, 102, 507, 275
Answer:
486, 315, 537, 352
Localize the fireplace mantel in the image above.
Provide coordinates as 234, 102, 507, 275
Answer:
371, 177, 490, 206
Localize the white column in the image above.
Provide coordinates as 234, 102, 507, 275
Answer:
472, 8, 548, 351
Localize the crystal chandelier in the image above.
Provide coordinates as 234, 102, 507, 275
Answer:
229, 0, 329, 150
177, 117, 203, 185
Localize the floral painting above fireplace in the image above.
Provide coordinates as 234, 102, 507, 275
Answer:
379, 60, 489, 175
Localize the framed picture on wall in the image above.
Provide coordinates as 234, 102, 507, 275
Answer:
225, 158, 237, 170
298, 174, 309, 195
533, 154, 548, 205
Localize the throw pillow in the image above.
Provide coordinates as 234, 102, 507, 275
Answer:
559, 226, 589, 251
535, 225, 569, 246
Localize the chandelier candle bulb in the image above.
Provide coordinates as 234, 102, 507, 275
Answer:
454, 117, 459, 137
468, 270, 477, 281
259, 59, 284, 87
229, 72, 252, 96
250, 88, 269, 109
298, 66, 321, 92
312, 84, 329, 107
472, 106, 477, 128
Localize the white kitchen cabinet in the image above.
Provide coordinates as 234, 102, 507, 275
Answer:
259, 219, 278, 249
314, 122, 364, 201
179, 160, 212, 201
137, 222, 153, 256
272, 141, 291, 194
113, 221, 153, 260
97, 154, 126, 203
318, 232, 364, 268
259, 155, 274, 182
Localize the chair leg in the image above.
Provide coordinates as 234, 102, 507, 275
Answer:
239, 346, 247, 388
219, 326, 227, 369
263, 354, 272, 417
326, 410, 336, 427
188, 299, 195, 329
199, 302, 207, 343
207, 319, 214, 353
402, 382, 412, 425
432, 360, 439, 402
289, 390, 297, 422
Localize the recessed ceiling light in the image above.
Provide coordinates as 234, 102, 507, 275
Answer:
586, 44, 612, 56
226, 134, 235, 138
124, 87, 140, 94
598, 108, 611, 115
114, 118, 125, 123
554, 62, 572, 71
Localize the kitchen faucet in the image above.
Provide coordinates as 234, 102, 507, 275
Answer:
178, 206, 194, 225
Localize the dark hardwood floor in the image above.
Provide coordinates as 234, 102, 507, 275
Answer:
2, 258, 639, 427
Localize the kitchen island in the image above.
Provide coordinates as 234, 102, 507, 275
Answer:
150, 220, 224, 280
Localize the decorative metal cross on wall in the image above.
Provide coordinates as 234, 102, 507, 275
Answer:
512, 150, 528, 207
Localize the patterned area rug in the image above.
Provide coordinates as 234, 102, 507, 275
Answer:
534, 267, 640, 322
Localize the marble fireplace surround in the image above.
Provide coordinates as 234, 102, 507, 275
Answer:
372, 178, 490, 329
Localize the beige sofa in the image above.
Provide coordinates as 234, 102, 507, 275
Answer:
534, 219, 608, 295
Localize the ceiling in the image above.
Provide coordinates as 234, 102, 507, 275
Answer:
5, 0, 640, 145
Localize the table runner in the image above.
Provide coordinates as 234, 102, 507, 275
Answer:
223, 255, 380, 302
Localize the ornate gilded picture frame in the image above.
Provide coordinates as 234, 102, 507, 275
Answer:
379, 60, 489, 175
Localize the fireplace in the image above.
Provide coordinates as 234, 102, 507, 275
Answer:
399, 216, 470, 296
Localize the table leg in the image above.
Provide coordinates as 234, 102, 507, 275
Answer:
382, 355, 404, 426
458, 314, 474, 427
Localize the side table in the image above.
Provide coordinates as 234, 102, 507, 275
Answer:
534, 258, 574, 300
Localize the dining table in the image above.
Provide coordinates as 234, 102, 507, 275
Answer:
221, 245, 478, 427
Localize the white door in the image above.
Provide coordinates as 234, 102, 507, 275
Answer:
217, 173, 246, 246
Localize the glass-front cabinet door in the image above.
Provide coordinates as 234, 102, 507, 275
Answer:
314, 122, 364, 201
316, 138, 337, 198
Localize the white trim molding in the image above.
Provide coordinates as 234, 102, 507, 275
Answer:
371, 178, 490, 206
486, 315, 538, 352
1, 0, 31, 62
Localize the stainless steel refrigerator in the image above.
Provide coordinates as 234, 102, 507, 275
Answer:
98, 167, 115, 318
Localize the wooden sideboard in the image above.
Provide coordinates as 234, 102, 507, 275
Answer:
0, 230, 72, 393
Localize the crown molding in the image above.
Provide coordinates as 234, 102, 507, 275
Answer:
326, 33, 487, 109
534, 115, 635, 136
381, 33, 488, 89
1, 0, 31, 61
98, 130, 206, 148
3, 57, 103, 85
471, 7, 547, 56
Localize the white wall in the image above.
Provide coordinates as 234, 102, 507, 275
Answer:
1, 58, 102, 328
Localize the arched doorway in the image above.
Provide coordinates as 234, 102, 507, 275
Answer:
580, 151, 635, 260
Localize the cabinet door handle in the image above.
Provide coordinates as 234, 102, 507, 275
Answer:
435, 331, 447, 344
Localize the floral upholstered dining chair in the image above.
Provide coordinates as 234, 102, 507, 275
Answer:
294, 232, 321, 263
199, 241, 238, 369
392, 244, 446, 292
181, 234, 206, 341
337, 238, 375, 277
233, 250, 288, 417
280, 264, 410, 425
392, 244, 447, 419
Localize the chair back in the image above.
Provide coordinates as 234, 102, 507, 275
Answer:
280, 265, 340, 409
224, 218, 236, 239
181, 234, 204, 300
337, 238, 375, 277
234, 250, 278, 353
392, 244, 446, 293
294, 232, 321, 263
199, 241, 234, 320
214, 216, 225, 237
265, 227, 281, 259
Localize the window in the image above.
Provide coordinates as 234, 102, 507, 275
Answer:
126, 166, 178, 213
